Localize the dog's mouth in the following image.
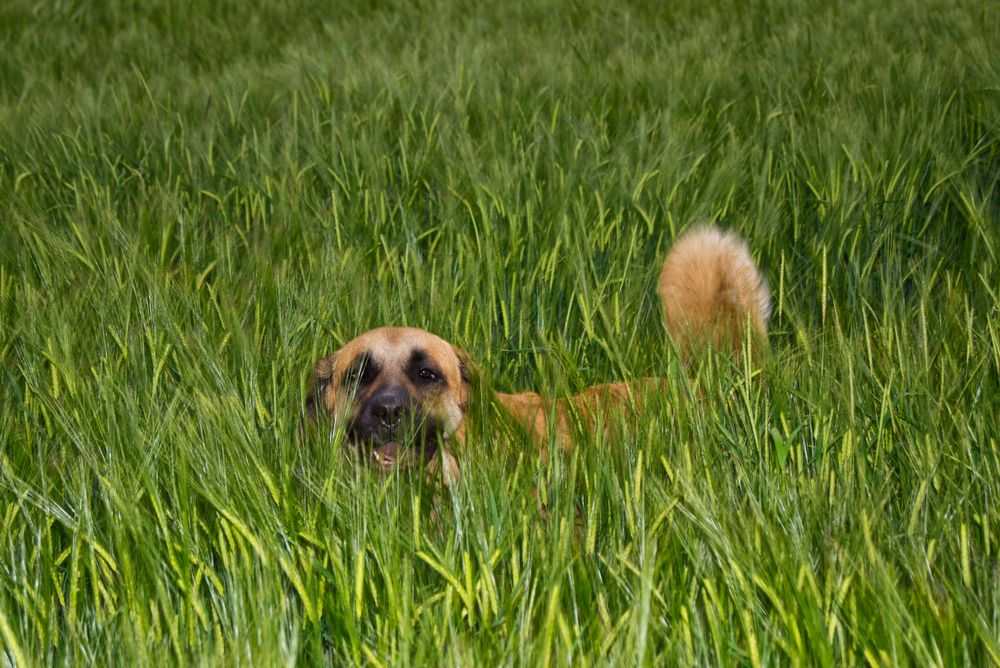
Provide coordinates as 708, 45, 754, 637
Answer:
345, 405, 445, 471
370, 441, 401, 468
366, 437, 441, 469
350, 425, 443, 470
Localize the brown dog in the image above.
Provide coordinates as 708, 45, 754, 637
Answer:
307, 226, 770, 483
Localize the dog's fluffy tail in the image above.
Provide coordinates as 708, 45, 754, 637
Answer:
658, 225, 771, 359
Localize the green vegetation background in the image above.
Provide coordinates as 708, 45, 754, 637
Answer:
1, 0, 998, 664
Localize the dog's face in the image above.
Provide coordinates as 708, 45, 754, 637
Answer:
309, 327, 470, 470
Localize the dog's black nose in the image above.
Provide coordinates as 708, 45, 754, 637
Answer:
370, 388, 408, 430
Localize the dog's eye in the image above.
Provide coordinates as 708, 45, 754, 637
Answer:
417, 368, 439, 382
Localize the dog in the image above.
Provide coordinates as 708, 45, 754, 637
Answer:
306, 225, 771, 484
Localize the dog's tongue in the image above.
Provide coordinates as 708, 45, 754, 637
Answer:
372, 442, 400, 466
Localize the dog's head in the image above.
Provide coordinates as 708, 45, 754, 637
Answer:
308, 327, 471, 470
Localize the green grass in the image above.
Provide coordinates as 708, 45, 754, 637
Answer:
1, 0, 999, 664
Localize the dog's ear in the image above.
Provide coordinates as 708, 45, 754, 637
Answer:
305, 355, 335, 419
451, 345, 482, 411
451, 346, 478, 387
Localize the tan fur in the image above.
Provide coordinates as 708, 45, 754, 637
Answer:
309, 225, 769, 485
496, 379, 668, 455
658, 226, 771, 358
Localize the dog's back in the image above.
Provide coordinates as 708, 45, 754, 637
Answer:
496, 226, 771, 451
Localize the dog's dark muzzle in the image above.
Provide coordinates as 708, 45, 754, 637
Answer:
347, 386, 442, 468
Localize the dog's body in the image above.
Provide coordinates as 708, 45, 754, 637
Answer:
308, 226, 770, 483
